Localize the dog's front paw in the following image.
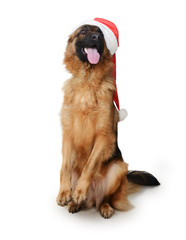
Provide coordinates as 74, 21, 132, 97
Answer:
68, 201, 82, 214
56, 190, 71, 206
72, 187, 87, 205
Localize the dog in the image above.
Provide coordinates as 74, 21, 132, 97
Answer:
56, 23, 160, 218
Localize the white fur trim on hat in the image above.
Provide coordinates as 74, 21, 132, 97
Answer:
113, 102, 128, 122
73, 20, 118, 55
119, 108, 128, 121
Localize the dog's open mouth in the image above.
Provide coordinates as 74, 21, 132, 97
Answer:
82, 47, 100, 64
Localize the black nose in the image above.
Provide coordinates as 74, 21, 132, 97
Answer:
91, 33, 100, 41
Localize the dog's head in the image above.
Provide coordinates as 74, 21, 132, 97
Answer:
64, 25, 112, 74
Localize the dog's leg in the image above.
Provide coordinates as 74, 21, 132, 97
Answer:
68, 200, 82, 213
72, 135, 116, 205
68, 200, 86, 214
67, 170, 83, 213
95, 161, 132, 216
100, 202, 114, 219
111, 177, 133, 211
56, 134, 74, 206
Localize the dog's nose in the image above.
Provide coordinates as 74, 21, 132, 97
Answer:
91, 33, 100, 41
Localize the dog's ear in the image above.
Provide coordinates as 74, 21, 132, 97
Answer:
68, 34, 74, 44
67, 26, 82, 44
68, 30, 77, 44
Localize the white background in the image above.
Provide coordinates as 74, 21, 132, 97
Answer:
0, 0, 186, 239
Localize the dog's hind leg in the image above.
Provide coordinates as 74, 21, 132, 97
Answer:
110, 177, 133, 211
94, 160, 132, 218
100, 202, 114, 219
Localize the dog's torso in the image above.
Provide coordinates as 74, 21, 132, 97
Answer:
62, 73, 118, 161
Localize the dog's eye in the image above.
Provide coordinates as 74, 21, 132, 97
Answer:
80, 28, 87, 34
97, 28, 102, 34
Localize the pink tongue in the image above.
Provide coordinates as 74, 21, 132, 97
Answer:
86, 48, 100, 64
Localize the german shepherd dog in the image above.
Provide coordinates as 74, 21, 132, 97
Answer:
56, 24, 160, 218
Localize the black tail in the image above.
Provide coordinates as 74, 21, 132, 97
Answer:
127, 170, 160, 186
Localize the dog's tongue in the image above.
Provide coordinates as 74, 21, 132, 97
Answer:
85, 48, 100, 64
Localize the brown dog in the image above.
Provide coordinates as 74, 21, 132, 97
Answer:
56, 24, 160, 218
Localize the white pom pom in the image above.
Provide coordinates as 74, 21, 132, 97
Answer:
119, 108, 128, 121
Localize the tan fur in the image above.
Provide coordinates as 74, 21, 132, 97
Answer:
56, 25, 136, 218
100, 203, 114, 218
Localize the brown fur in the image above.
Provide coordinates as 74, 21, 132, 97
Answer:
56, 25, 137, 218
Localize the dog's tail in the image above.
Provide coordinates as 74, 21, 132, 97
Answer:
127, 170, 160, 194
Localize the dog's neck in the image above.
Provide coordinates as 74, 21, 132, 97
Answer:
64, 48, 113, 82
67, 62, 113, 85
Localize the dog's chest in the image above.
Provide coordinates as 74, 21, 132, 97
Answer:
73, 92, 98, 141
73, 84, 98, 109
63, 79, 111, 150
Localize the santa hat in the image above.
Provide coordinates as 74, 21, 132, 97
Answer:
74, 18, 127, 121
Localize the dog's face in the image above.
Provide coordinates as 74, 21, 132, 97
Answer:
75, 25, 105, 64
64, 25, 112, 74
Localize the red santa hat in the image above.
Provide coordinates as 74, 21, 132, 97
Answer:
73, 18, 127, 121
